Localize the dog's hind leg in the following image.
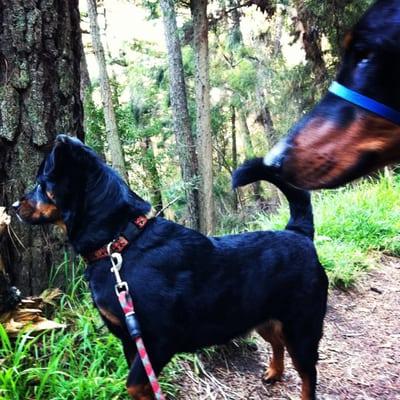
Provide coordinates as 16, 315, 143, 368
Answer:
284, 329, 320, 400
256, 319, 285, 383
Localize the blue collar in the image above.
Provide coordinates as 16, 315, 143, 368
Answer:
328, 81, 400, 126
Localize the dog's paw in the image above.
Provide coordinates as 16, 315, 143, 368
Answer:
262, 367, 283, 384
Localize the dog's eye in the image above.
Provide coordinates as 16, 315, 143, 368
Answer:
354, 50, 373, 66
358, 57, 370, 66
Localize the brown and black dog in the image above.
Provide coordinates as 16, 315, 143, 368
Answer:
264, 0, 400, 189
12, 135, 328, 399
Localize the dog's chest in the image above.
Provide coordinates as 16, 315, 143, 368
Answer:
89, 278, 124, 328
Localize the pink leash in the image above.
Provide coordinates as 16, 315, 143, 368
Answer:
108, 248, 165, 400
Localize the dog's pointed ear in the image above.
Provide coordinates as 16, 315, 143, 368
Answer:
55, 134, 83, 146
45, 135, 77, 177
56, 134, 69, 144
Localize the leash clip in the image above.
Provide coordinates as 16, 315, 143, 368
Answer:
115, 281, 129, 296
107, 242, 124, 284
107, 242, 130, 296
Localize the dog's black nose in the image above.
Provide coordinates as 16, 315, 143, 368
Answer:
263, 139, 290, 170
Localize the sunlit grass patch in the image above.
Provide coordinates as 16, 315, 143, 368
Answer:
0, 280, 184, 400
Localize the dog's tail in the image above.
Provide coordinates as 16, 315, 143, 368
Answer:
232, 158, 314, 240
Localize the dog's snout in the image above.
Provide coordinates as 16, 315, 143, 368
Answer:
263, 139, 290, 170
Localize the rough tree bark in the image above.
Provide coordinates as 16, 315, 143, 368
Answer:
80, 39, 92, 134
0, 0, 83, 297
160, 0, 200, 230
190, 0, 215, 235
86, 0, 127, 181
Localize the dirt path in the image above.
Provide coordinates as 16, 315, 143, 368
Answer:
175, 256, 400, 399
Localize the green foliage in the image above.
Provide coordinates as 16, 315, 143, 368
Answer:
304, 0, 374, 58
314, 175, 400, 256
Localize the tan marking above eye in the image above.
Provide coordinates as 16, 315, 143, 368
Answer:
343, 32, 353, 49
31, 202, 61, 220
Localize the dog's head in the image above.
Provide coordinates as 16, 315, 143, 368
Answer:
13, 134, 151, 252
263, 0, 400, 189
12, 135, 77, 227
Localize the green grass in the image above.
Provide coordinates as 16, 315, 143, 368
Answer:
0, 290, 127, 399
0, 262, 187, 400
242, 174, 400, 288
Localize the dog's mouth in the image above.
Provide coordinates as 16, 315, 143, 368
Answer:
12, 199, 62, 225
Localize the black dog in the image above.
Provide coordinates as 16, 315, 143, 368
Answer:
13, 135, 328, 400
264, 0, 400, 189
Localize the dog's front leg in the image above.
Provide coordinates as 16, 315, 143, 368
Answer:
126, 350, 171, 400
126, 355, 155, 400
122, 338, 138, 368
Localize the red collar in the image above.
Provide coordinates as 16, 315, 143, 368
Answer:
82, 216, 148, 263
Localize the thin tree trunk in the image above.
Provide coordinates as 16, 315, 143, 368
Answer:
273, 7, 283, 56
142, 137, 163, 215
80, 46, 91, 105
86, 0, 127, 180
239, 111, 264, 203
231, 105, 238, 211
80, 46, 92, 134
231, 106, 238, 172
255, 81, 277, 147
230, 0, 242, 45
190, 0, 215, 235
0, 0, 83, 296
160, 0, 200, 230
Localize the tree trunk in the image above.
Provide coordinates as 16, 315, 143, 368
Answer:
239, 111, 264, 203
160, 0, 200, 230
86, 0, 127, 181
294, 0, 328, 87
80, 44, 92, 106
80, 42, 92, 134
273, 7, 283, 56
142, 137, 163, 216
231, 106, 238, 211
190, 0, 215, 235
255, 81, 276, 147
0, 0, 83, 297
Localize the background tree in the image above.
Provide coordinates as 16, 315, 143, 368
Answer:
0, 0, 83, 297
190, 0, 215, 234
160, 0, 200, 230
86, 0, 127, 180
